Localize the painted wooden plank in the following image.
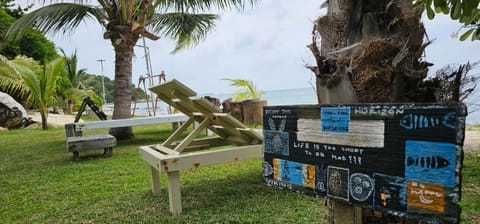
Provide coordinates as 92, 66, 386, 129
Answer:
297, 119, 385, 148
73, 114, 188, 131
262, 103, 466, 224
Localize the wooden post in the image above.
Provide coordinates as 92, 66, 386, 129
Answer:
328, 201, 362, 224
150, 166, 161, 195
167, 171, 182, 215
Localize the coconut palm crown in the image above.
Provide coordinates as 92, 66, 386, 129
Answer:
5, 0, 257, 139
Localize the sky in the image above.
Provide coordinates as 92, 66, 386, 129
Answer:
17, 1, 480, 95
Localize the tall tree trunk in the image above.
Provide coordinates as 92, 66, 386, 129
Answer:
109, 41, 134, 140
307, 0, 433, 223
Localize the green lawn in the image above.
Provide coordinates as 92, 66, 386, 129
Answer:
0, 124, 325, 223
0, 124, 478, 223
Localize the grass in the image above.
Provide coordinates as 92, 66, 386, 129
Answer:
0, 124, 478, 223
0, 124, 325, 223
466, 124, 480, 131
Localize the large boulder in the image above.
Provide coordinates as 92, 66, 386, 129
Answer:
0, 91, 29, 129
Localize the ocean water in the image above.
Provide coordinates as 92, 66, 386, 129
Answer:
126, 87, 480, 124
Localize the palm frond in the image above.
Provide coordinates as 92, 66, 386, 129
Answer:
15, 63, 41, 106
156, 0, 257, 12
5, 3, 101, 41
0, 55, 31, 98
0, 54, 19, 79
149, 12, 218, 52
222, 78, 264, 101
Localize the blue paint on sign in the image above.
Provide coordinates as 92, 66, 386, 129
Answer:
405, 140, 456, 188
276, 159, 303, 186
264, 130, 289, 156
321, 107, 350, 134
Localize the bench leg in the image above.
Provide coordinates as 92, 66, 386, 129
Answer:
73, 151, 80, 161
103, 147, 113, 157
167, 171, 182, 215
150, 166, 161, 195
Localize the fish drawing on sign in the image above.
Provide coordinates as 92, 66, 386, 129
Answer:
269, 117, 286, 131
406, 156, 450, 169
399, 112, 456, 129
262, 162, 273, 177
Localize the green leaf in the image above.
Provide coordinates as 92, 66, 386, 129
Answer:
462, 0, 476, 18
460, 28, 475, 41
472, 29, 479, 41
464, 9, 480, 25
451, 0, 461, 20
433, 0, 448, 13
426, 5, 435, 19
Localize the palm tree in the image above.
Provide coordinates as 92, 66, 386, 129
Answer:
0, 54, 30, 101
0, 55, 64, 130
4, 0, 257, 139
58, 49, 88, 114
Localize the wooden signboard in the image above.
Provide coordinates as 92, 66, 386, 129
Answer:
262, 103, 466, 223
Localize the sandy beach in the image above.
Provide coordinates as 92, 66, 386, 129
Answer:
28, 112, 82, 127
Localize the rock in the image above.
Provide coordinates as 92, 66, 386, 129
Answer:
0, 91, 28, 129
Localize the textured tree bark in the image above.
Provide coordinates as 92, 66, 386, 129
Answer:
109, 41, 134, 140
307, 0, 432, 223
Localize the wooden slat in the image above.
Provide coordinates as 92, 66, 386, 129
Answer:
154, 145, 263, 172
174, 118, 211, 153
213, 113, 248, 128
149, 79, 197, 98
139, 145, 165, 169
73, 114, 188, 131
152, 144, 180, 156
162, 117, 195, 148
297, 119, 385, 148
191, 97, 222, 113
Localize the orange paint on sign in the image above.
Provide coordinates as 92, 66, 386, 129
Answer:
407, 180, 445, 213
302, 164, 316, 189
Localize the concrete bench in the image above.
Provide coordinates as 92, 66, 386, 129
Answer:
64, 114, 188, 160
66, 134, 117, 161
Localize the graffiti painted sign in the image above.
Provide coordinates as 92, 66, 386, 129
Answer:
262, 103, 466, 223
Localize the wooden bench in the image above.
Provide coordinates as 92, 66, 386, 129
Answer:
139, 79, 264, 215
65, 114, 189, 160
66, 134, 116, 161
140, 144, 262, 215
